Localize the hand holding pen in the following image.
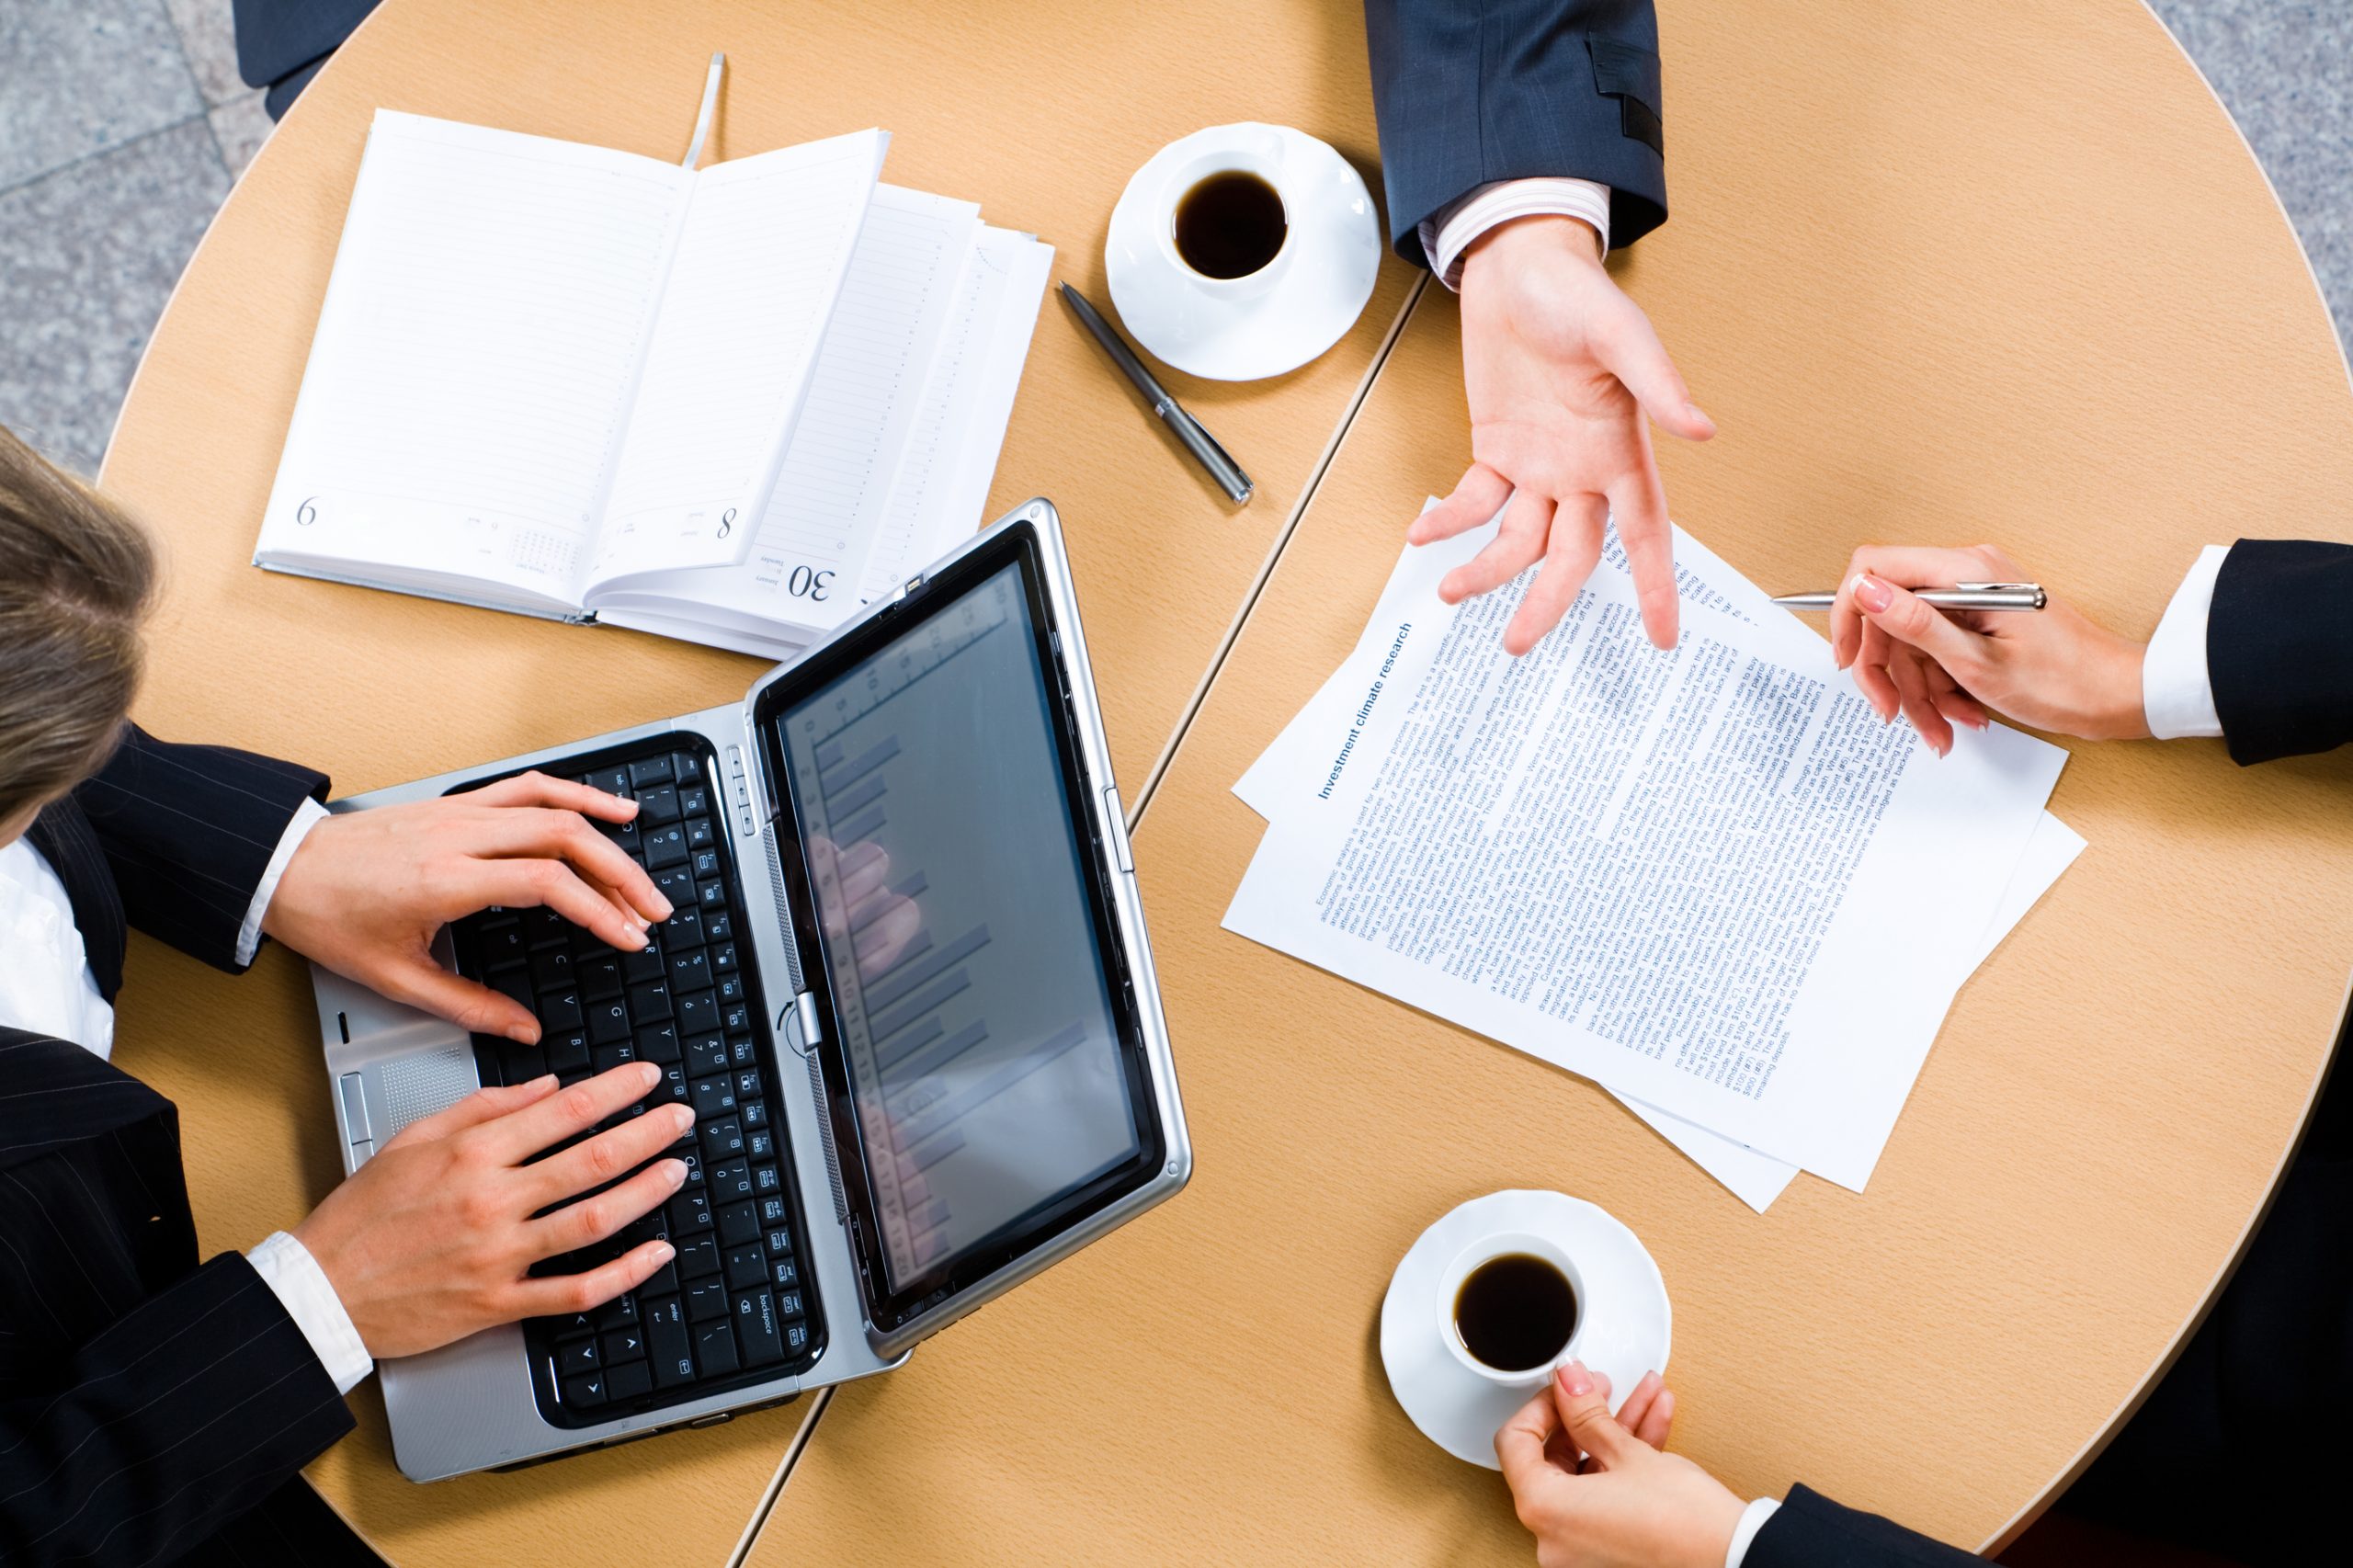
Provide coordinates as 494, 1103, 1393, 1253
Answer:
1789, 544, 2154, 753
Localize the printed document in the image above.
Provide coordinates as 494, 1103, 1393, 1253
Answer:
1223, 516, 2068, 1190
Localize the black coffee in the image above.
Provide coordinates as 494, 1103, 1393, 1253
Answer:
1173, 171, 1288, 279
1453, 1254, 1578, 1371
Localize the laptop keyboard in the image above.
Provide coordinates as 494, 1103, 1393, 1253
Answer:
449, 738, 822, 1427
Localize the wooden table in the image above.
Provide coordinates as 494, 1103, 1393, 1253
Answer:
752, 1, 2353, 1562
95, 1, 1411, 1562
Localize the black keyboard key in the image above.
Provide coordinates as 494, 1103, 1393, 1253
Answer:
630, 980, 674, 1021
678, 1149, 704, 1187
489, 967, 533, 1014
676, 1234, 721, 1278
596, 815, 641, 855
722, 1000, 753, 1034
549, 1309, 596, 1337
678, 783, 712, 817
558, 1338, 601, 1375
685, 1277, 731, 1322
540, 989, 584, 1032
591, 1291, 639, 1330
693, 1319, 739, 1378
773, 1289, 805, 1323
713, 942, 740, 975
578, 955, 623, 1000
601, 1327, 646, 1364
686, 816, 715, 850
733, 1068, 763, 1101
563, 1372, 608, 1409
621, 941, 665, 984
784, 1321, 811, 1357
723, 1244, 767, 1290
709, 1161, 753, 1203
658, 904, 704, 949
652, 865, 696, 909
747, 1127, 775, 1161
689, 1076, 737, 1120
729, 1034, 756, 1067
737, 1291, 784, 1367
757, 1194, 790, 1230
545, 1029, 591, 1076
638, 784, 681, 824
701, 1118, 745, 1161
477, 919, 527, 966
591, 1040, 636, 1075
706, 911, 733, 942
643, 824, 688, 869
668, 948, 711, 990
646, 1296, 694, 1387
587, 766, 631, 798
690, 847, 722, 881
673, 752, 704, 783
629, 756, 674, 789
765, 1228, 794, 1258
523, 905, 568, 947
635, 1020, 682, 1063
495, 1039, 538, 1087
770, 1256, 800, 1291
586, 998, 631, 1045
668, 1189, 712, 1233
741, 1098, 767, 1130
686, 1034, 728, 1079
605, 1358, 652, 1402
699, 880, 728, 911
754, 1164, 781, 1196
717, 1200, 759, 1249
676, 990, 718, 1035
657, 1062, 689, 1108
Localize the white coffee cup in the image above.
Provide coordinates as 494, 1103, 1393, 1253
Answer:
1433, 1230, 1586, 1390
1154, 123, 1298, 301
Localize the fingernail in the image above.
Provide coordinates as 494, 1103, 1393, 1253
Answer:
1855, 574, 1893, 614
529, 1074, 558, 1089
651, 1241, 676, 1263
512, 1024, 540, 1045
1557, 1359, 1594, 1397
638, 1062, 661, 1087
664, 1159, 687, 1188
670, 1103, 696, 1130
652, 894, 675, 919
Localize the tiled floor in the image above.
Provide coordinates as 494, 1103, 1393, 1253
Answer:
0, 0, 2347, 479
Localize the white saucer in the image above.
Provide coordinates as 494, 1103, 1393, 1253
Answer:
1381, 1190, 1672, 1469
1106, 123, 1382, 381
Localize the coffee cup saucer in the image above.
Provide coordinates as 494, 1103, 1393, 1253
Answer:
1105, 122, 1382, 381
1381, 1189, 1672, 1470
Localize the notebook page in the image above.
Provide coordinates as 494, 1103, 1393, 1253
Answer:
589, 185, 979, 634
255, 111, 690, 608
858, 225, 1052, 597
588, 129, 886, 586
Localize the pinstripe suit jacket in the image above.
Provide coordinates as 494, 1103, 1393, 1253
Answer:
0, 727, 379, 1566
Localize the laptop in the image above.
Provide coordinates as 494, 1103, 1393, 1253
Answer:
307, 499, 1190, 1480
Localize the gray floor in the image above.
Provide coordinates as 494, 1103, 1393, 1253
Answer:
0, 0, 2347, 478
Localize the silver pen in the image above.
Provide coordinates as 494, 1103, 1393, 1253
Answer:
1773, 582, 2047, 612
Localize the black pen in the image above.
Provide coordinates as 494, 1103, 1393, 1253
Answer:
1059, 283, 1253, 506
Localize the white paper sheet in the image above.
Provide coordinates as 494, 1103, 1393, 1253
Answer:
1222, 515, 2067, 1190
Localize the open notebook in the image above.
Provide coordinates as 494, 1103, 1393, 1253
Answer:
255, 109, 1051, 659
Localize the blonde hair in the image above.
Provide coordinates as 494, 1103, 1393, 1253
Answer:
0, 426, 155, 822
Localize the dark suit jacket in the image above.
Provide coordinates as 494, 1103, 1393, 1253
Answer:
2210, 538, 2353, 765
0, 727, 378, 1566
1364, 0, 1669, 267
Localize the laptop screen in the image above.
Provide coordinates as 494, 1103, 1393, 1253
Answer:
767, 538, 1156, 1313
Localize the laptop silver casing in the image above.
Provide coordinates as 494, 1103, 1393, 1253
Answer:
308, 500, 1190, 1480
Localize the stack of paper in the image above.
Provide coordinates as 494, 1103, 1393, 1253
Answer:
1227, 506, 2083, 1210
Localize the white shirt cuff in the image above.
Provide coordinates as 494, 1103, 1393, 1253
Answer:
2142, 544, 2230, 740
245, 1229, 373, 1394
236, 796, 329, 966
1418, 176, 1613, 290
1724, 1497, 1781, 1568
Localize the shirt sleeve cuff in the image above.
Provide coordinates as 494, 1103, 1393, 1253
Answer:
2142, 544, 2230, 740
1724, 1496, 1781, 1568
236, 796, 330, 967
245, 1229, 373, 1395
1417, 177, 1613, 290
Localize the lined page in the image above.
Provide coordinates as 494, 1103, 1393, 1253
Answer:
858, 226, 1052, 598
591, 185, 980, 632
589, 129, 885, 585
255, 110, 688, 608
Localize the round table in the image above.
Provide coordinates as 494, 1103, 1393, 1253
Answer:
752, 1, 2353, 1562
95, 0, 1414, 1562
